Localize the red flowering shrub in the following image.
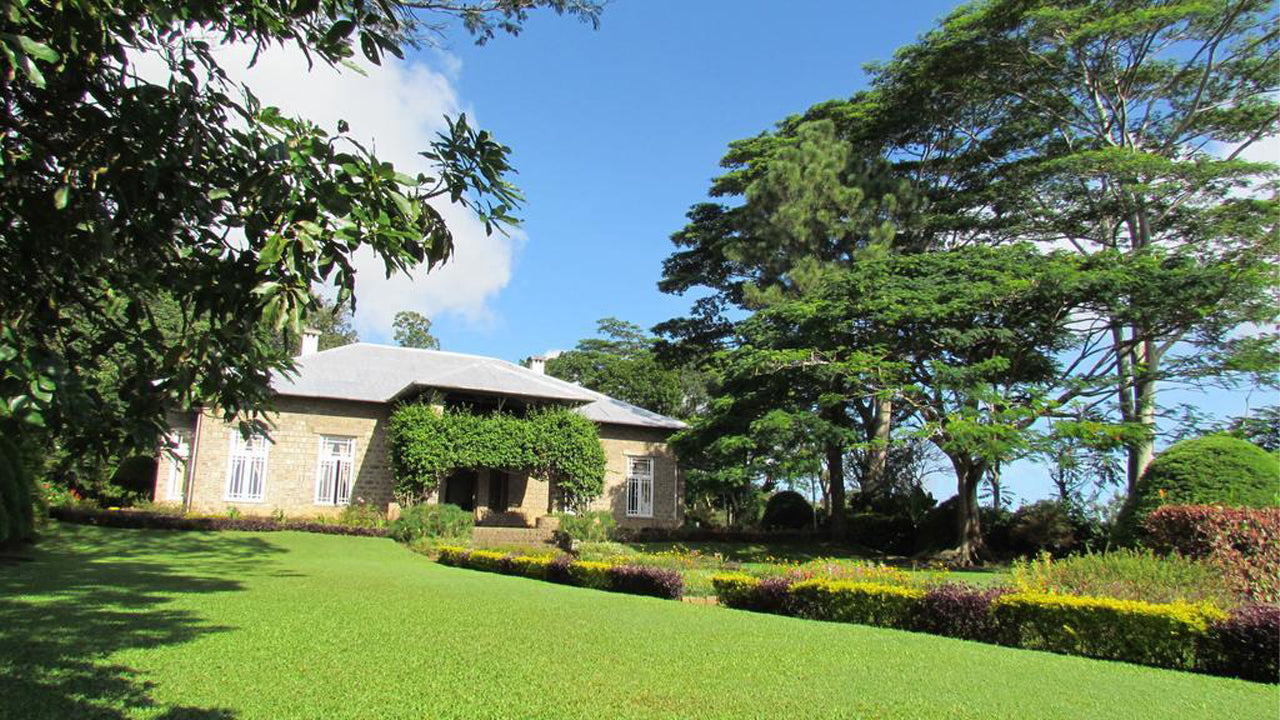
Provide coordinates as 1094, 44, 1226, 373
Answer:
1145, 505, 1280, 604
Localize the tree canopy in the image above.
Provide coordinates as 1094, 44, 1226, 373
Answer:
545, 318, 695, 419
657, 0, 1277, 559
393, 310, 441, 350
0, 0, 602, 465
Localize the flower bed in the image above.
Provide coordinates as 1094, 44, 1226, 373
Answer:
437, 546, 683, 600
711, 573, 1275, 683
49, 506, 389, 537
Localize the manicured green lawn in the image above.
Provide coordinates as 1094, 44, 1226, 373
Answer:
1, 525, 1274, 719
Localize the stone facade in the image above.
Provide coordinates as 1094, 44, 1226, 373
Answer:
158, 396, 395, 517
156, 397, 681, 529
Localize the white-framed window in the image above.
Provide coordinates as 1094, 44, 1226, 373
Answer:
165, 430, 192, 502
626, 456, 654, 518
315, 435, 356, 505
225, 431, 269, 502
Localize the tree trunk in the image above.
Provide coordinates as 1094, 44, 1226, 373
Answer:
988, 460, 1002, 511
864, 397, 893, 498
950, 454, 988, 566
1120, 335, 1161, 493
825, 441, 847, 540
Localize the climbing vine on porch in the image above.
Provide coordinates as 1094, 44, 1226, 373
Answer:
388, 403, 606, 508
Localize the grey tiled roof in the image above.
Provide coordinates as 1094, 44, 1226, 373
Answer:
270, 343, 685, 430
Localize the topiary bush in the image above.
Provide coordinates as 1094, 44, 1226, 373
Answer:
387, 503, 474, 543
789, 580, 924, 628
1117, 435, 1279, 542
761, 490, 814, 531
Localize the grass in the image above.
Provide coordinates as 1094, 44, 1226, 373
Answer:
0, 524, 1273, 719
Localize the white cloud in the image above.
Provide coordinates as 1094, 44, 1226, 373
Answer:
144, 42, 520, 338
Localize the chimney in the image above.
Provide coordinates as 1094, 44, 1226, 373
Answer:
298, 329, 321, 358
528, 355, 546, 375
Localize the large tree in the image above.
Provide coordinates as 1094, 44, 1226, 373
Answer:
545, 318, 693, 419
0, 0, 601, 469
870, 0, 1279, 489
393, 310, 440, 350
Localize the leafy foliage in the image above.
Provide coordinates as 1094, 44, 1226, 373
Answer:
544, 318, 693, 418
392, 310, 440, 350
49, 506, 389, 536
388, 404, 605, 507
553, 510, 615, 542
992, 593, 1224, 671
1144, 504, 1280, 604
0, 437, 35, 547
388, 503, 473, 542
436, 546, 684, 599
0, 0, 602, 475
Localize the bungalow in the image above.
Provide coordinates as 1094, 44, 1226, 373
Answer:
153, 332, 685, 529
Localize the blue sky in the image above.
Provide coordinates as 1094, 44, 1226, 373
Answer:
243, 1, 1270, 504
410, 0, 963, 358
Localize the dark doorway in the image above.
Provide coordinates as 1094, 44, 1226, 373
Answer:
488, 471, 509, 512
443, 469, 477, 511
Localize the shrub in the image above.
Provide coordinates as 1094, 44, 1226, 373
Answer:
48, 506, 389, 537
607, 565, 683, 600
436, 546, 471, 566
713, 574, 796, 615
566, 559, 612, 590
554, 510, 616, 543
761, 490, 814, 531
913, 584, 1010, 642
789, 580, 924, 629
109, 455, 159, 499
1117, 435, 1279, 541
1145, 504, 1280, 604
846, 512, 915, 555
992, 592, 1224, 670
441, 549, 684, 599
1009, 500, 1079, 557
388, 503, 474, 543
337, 503, 387, 529
1202, 604, 1280, 683
1009, 549, 1236, 608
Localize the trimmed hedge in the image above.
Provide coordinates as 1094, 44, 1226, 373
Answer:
50, 507, 389, 537
437, 546, 683, 600
1202, 604, 1280, 683
791, 580, 924, 628
992, 592, 1223, 670
711, 574, 1271, 682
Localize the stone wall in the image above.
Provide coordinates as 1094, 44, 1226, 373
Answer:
181, 396, 394, 516
588, 424, 682, 529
